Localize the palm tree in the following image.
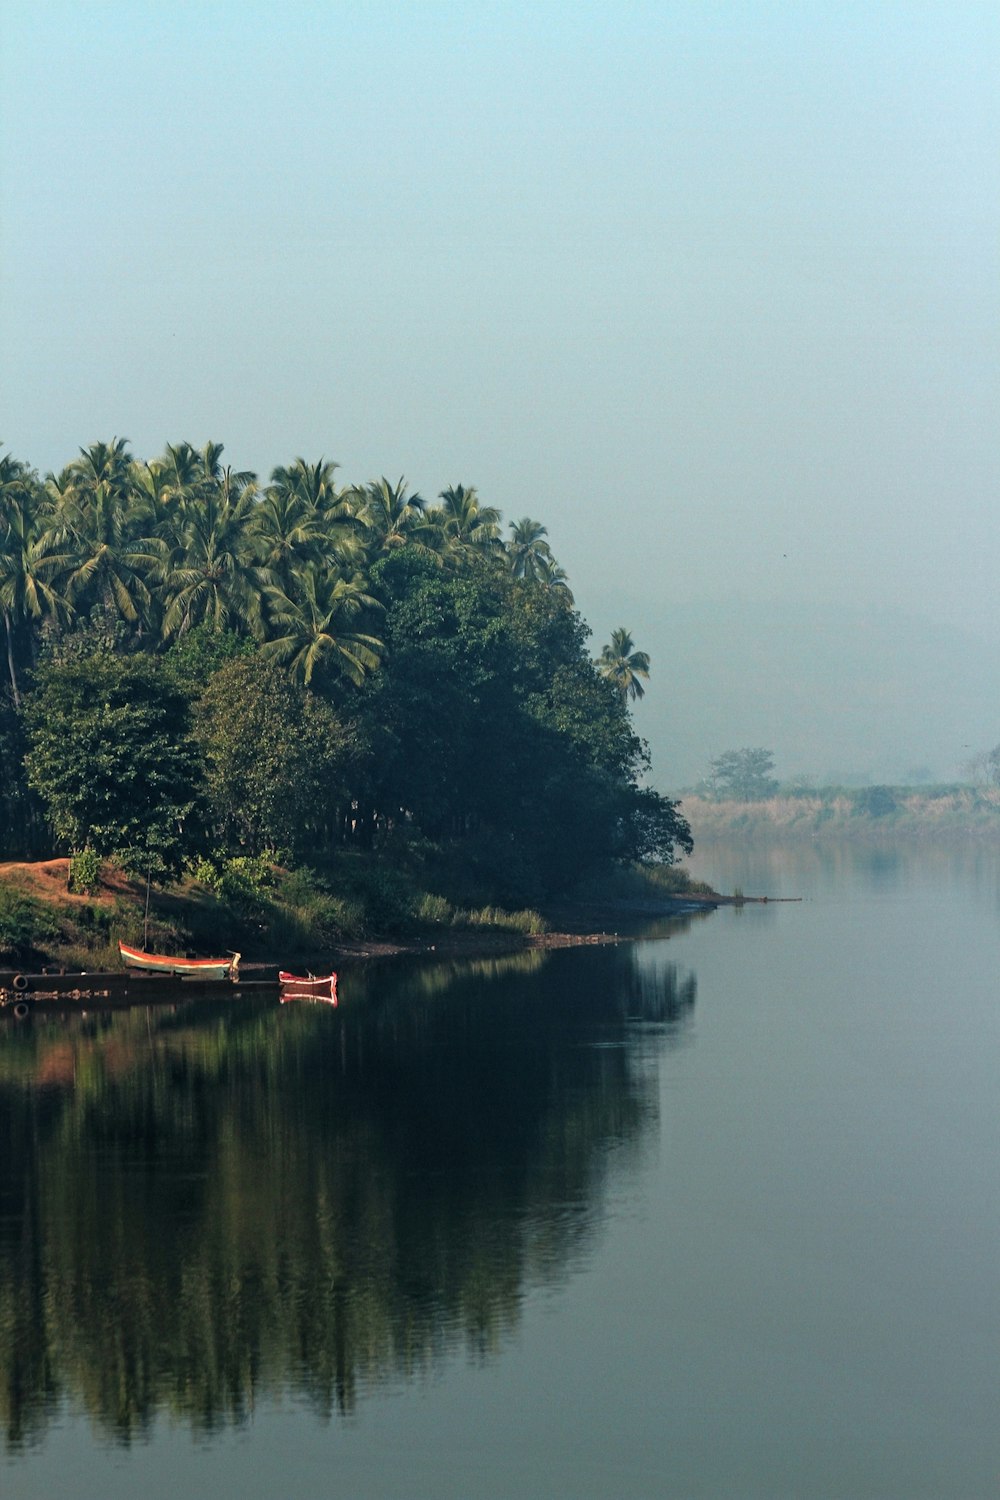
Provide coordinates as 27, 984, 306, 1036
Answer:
433, 484, 502, 563
250, 485, 327, 590
45, 439, 162, 630
507, 517, 554, 581
539, 560, 574, 604
268, 456, 342, 515
262, 565, 383, 687
0, 454, 72, 704
355, 476, 432, 558
132, 455, 180, 533
160, 440, 204, 497
598, 629, 650, 704
158, 479, 268, 640
258, 458, 360, 582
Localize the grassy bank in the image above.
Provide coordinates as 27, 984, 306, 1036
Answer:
0, 853, 712, 968
681, 786, 1000, 841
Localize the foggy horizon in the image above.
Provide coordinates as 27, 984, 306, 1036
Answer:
3, 1, 997, 787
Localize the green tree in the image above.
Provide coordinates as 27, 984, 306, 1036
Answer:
164, 624, 251, 693
597, 629, 650, 705
855, 785, 898, 818
707, 747, 779, 802
0, 697, 38, 857
357, 553, 689, 895
24, 654, 201, 879
196, 655, 358, 855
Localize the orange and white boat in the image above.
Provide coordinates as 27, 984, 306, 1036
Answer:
119, 942, 240, 981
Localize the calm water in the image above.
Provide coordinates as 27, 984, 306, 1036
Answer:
3, 841, 1000, 1499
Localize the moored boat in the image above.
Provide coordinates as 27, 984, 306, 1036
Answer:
279, 970, 338, 1004
119, 942, 240, 981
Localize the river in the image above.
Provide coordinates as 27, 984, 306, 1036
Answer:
2, 840, 999, 1498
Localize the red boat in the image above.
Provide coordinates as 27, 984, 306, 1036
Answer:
279, 970, 338, 1004
120, 942, 240, 981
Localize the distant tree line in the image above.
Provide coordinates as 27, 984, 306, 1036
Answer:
0, 439, 690, 897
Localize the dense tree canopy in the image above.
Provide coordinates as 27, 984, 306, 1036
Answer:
1, 438, 691, 898
196, 656, 358, 856
24, 655, 200, 879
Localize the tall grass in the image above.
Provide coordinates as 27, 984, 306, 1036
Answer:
449, 905, 548, 935
415, 890, 547, 934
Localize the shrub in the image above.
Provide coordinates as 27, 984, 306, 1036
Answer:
855, 786, 898, 818
69, 848, 102, 894
192, 853, 276, 914
356, 865, 415, 933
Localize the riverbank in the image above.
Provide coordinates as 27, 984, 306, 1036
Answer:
325, 894, 728, 962
681, 786, 1000, 841
0, 857, 722, 970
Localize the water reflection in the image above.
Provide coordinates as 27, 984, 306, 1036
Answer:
0, 942, 695, 1451
689, 835, 1000, 912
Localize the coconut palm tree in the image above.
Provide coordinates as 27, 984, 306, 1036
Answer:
507, 517, 555, 580
355, 476, 433, 559
262, 564, 383, 687
160, 440, 204, 497
250, 485, 327, 590
433, 484, 502, 563
133, 454, 181, 534
43, 439, 162, 630
539, 560, 574, 604
0, 454, 72, 704
258, 458, 361, 580
158, 481, 268, 640
598, 629, 650, 704
268, 456, 341, 515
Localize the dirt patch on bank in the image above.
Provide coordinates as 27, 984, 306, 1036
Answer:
0, 859, 142, 905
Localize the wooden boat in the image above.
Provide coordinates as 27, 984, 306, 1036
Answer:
119, 941, 240, 981
279, 970, 338, 1004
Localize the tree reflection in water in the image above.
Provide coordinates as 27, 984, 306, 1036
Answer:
0, 941, 695, 1449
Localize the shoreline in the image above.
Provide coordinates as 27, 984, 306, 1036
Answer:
0, 857, 730, 971
324, 895, 733, 965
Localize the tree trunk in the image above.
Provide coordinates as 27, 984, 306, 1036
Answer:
3, 610, 20, 709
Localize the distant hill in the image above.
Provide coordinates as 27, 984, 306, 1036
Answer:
582, 598, 1000, 790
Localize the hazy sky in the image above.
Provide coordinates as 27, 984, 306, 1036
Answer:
2, 2, 997, 781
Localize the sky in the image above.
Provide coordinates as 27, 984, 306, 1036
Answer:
2, 1, 998, 785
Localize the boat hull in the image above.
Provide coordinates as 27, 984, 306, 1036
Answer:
279, 971, 338, 1003
119, 942, 237, 981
